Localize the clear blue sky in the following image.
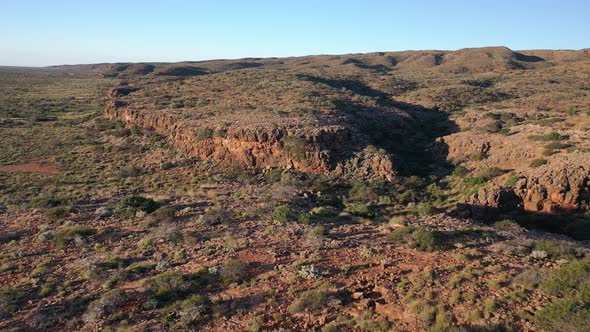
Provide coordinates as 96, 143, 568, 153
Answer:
1, 0, 588, 66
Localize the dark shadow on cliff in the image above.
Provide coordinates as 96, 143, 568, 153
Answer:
328, 96, 457, 177
457, 202, 590, 241
295, 73, 460, 179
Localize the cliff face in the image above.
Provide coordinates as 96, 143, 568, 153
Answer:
513, 160, 590, 213
105, 90, 396, 180
446, 128, 590, 214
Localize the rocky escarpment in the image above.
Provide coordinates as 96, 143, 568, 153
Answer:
440, 128, 590, 216
105, 86, 397, 180
470, 157, 590, 214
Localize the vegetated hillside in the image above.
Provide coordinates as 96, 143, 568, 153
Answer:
1, 47, 590, 332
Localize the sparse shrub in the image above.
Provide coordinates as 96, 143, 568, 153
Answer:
387, 226, 437, 252
114, 195, 160, 217
545, 141, 570, 150
130, 126, 142, 136
152, 222, 183, 243
273, 205, 294, 223
311, 206, 337, 218
144, 271, 193, 304
118, 165, 142, 178
54, 226, 96, 249
220, 259, 249, 285
541, 258, 590, 297
534, 297, 590, 332
163, 294, 212, 328
299, 264, 324, 279
321, 324, 339, 332
29, 197, 70, 209
281, 136, 307, 161
287, 289, 328, 314
297, 212, 313, 224
543, 132, 569, 141
345, 203, 372, 217
463, 176, 486, 187
534, 239, 576, 261
479, 167, 506, 180
513, 268, 546, 290
0, 288, 24, 319
494, 219, 518, 229
348, 182, 380, 203
412, 202, 436, 216
195, 127, 214, 141
45, 206, 69, 221
389, 216, 408, 226
452, 165, 469, 177
95, 207, 112, 219
316, 195, 344, 208
409, 299, 437, 323
145, 206, 176, 226
530, 158, 547, 168
83, 289, 127, 323
483, 121, 502, 133
449, 290, 461, 304
504, 172, 520, 187
471, 151, 488, 161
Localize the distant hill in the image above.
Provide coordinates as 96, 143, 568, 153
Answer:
23, 46, 588, 78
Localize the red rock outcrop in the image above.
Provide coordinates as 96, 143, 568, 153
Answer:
105, 93, 397, 181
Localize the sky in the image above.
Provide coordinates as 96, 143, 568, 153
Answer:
0, 0, 588, 66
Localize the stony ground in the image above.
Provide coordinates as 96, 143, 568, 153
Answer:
1, 48, 590, 331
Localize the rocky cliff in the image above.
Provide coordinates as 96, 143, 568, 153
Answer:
105, 85, 398, 180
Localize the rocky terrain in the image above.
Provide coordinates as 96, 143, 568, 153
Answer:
1, 47, 590, 331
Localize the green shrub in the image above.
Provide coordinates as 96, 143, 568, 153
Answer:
118, 165, 142, 178
130, 126, 142, 136
220, 259, 249, 285
348, 182, 380, 203
0, 288, 24, 319
83, 289, 127, 323
543, 132, 568, 141
463, 176, 486, 187
308, 226, 327, 237
30, 196, 69, 209
534, 239, 577, 261
452, 165, 469, 177
545, 141, 570, 150
55, 227, 96, 249
146, 206, 176, 225
163, 294, 212, 327
504, 172, 520, 187
45, 206, 70, 221
273, 205, 294, 223
195, 127, 214, 141
316, 195, 344, 208
471, 151, 488, 161
387, 226, 437, 252
297, 212, 313, 225
114, 195, 160, 217
494, 219, 518, 229
287, 290, 328, 314
281, 136, 307, 161
144, 271, 193, 304
534, 297, 590, 332
311, 206, 337, 218
345, 203, 372, 217
479, 167, 506, 180
541, 258, 590, 297
530, 158, 548, 168
483, 121, 502, 133
413, 202, 436, 216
